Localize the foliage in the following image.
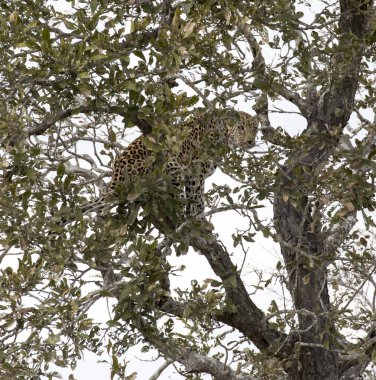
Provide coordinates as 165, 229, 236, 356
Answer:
0, 0, 375, 379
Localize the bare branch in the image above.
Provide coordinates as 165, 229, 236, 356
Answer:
7, 104, 153, 146
176, 74, 212, 108
237, 20, 307, 118
142, 328, 258, 380
235, 22, 294, 147
148, 359, 174, 380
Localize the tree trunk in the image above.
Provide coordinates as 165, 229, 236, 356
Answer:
274, 194, 340, 379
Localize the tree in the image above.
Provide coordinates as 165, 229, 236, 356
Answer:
0, 0, 375, 379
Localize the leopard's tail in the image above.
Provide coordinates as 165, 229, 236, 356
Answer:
48, 190, 118, 235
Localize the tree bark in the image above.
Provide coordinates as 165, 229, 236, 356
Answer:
273, 1, 373, 378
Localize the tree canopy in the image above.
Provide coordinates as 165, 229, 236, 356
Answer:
1, 0, 376, 379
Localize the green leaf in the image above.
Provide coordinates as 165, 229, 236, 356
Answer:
26, 169, 36, 181
9, 10, 19, 24
91, 53, 108, 61
360, 237, 367, 246
182, 21, 196, 38
125, 80, 138, 91
209, 280, 222, 288
42, 28, 51, 45
127, 208, 138, 226
224, 275, 237, 289
46, 334, 59, 345
134, 51, 146, 62
112, 354, 120, 375
78, 72, 91, 79
226, 194, 234, 205
57, 163, 65, 177
88, 13, 100, 30
63, 20, 77, 30
293, 165, 302, 176
129, 20, 135, 33
176, 241, 189, 255
108, 128, 116, 143
90, 0, 98, 13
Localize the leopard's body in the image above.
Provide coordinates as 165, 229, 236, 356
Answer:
60, 109, 259, 226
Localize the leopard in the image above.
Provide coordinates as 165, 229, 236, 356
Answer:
54, 109, 259, 228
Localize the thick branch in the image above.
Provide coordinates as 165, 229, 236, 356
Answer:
315, 0, 373, 130
272, 1, 373, 378
152, 229, 290, 357
20, 104, 152, 143
141, 326, 258, 380
84, 272, 260, 379
188, 231, 284, 352
178, 351, 256, 380
160, 297, 267, 341
340, 331, 376, 378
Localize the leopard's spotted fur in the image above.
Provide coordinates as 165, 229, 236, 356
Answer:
58, 109, 259, 226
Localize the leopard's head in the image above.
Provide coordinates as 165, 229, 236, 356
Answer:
226, 111, 259, 149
